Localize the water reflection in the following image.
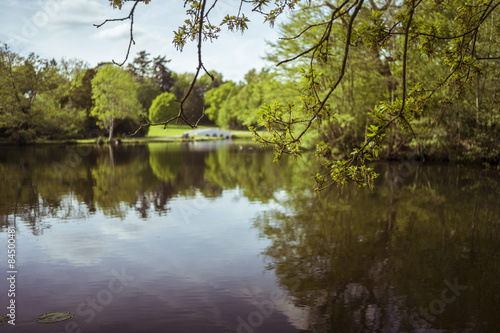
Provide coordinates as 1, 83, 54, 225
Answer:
0, 142, 293, 229
0, 143, 499, 332
254, 163, 500, 332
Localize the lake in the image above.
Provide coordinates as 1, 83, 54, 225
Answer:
0, 142, 499, 332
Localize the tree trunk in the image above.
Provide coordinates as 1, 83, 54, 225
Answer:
108, 118, 114, 142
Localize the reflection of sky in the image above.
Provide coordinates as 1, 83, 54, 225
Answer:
0, 188, 307, 332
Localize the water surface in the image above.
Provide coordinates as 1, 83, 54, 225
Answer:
0, 142, 499, 332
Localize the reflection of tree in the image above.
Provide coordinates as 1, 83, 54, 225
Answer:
0, 146, 83, 235
91, 146, 162, 218
0, 144, 324, 233
203, 146, 289, 202
0, 145, 176, 232
148, 143, 183, 183
254, 164, 500, 332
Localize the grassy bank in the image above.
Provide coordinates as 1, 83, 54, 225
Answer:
0, 125, 265, 145
146, 124, 207, 138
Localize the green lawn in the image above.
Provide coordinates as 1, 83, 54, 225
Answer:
146, 124, 209, 138
146, 124, 264, 139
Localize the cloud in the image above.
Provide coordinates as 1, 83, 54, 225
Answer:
0, 0, 284, 81
46, 0, 109, 30
91, 23, 132, 40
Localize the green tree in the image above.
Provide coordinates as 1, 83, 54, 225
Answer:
204, 81, 240, 128
204, 69, 297, 129
172, 72, 222, 124
149, 92, 178, 123
91, 65, 141, 141
31, 90, 86, 139
69, 68, 98, 132
0, 45, 30, 141
0, 45, 88, 142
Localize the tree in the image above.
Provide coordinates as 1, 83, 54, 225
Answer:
0, 44, 30, 141
149, 92, 178, 123
90, 65, 141, 141
69, 68, 98, 132
171, 72, 222, 125
0, 45, 86, 142
127, 50, 152, 83
152, 55, 174, 92
31, 87, 87, 139
101, 0, 500, 187
204, 81, 240, 128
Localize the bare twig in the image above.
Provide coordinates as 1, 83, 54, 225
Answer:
129, 0, 210, 136
94, 0, 141, 66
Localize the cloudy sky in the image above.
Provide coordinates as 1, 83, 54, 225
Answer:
0, 0, 285, 81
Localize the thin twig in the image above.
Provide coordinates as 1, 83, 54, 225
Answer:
94, 0, 141, 66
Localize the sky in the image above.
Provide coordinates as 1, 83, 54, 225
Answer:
0, 0, 285, 82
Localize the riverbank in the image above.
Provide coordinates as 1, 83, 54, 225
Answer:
0, 125, 259, 146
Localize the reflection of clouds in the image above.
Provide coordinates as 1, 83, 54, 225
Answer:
272, 297, 309, 330
38, 233, 109, 265
97, 220, 152, 240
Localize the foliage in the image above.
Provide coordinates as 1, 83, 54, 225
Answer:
31, 90, 86, 139
36, 312, 74, 324
105, 0, 500, 188
171, 72, 222, 125
204, 81, 241, 128
149, 92, 178, 123
69, 68, 97, 130
204, 69, 299, 129
0, 45, 91, 142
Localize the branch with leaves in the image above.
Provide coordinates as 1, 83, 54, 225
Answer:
98, 0, 500, 189
252, 0, 500, 189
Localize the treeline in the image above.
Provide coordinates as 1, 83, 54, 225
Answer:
0, 42, 292, 144
0, 46, 226, 143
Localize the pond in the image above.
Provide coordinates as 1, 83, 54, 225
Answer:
0, 142, 499, 332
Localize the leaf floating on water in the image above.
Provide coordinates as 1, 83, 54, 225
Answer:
0, 316, 10, 325
36, 312, 74, 324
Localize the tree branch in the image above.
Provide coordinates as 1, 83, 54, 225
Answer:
129, 0, 210, 135
94, 0, 141, 66
277, 0, 351, 66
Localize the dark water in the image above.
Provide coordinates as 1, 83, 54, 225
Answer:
0, 142, 499, 333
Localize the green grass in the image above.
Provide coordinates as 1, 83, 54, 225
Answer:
146, 124, 209, 138
231, 130, 257, 139
146, 124, 265, 139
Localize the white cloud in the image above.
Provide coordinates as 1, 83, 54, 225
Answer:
91, 23, 132, 40
45, 0, 119, 32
